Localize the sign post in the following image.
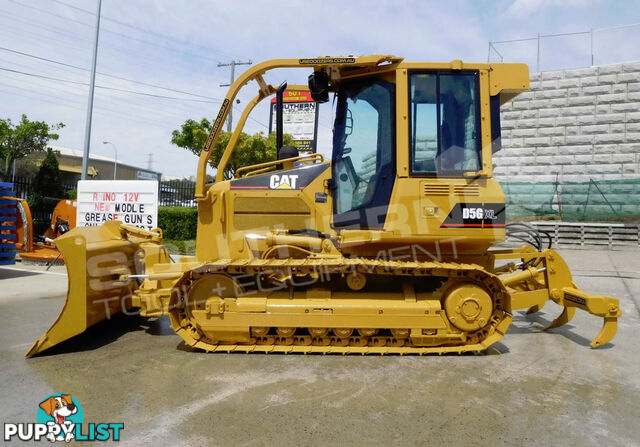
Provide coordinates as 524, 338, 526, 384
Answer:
76, 180, 158, 231
269, 91, 318, 155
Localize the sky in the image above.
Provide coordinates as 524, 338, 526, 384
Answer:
1, 0, 640, 178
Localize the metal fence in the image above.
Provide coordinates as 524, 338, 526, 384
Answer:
11, 176, 197, 208
159, 180, 196, 207
488, 23, 640, 71
10, 177, 76, 227
9, 176, 197, 236
10, 176, 76, 201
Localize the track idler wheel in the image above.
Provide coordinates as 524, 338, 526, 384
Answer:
444, 283, 493, 332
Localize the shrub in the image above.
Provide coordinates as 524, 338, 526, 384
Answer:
162, 239, 196, 256
158, 206, 198, 240
29, 148, 64, 209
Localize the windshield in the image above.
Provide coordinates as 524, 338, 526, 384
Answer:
332, 78, 394, 220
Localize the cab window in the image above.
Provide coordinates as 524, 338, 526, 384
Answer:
332, 78, 395, 227
409, 72, 481, 175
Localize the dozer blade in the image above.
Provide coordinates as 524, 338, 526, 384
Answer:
545, 306, 576, 329
26, 221, 153, 357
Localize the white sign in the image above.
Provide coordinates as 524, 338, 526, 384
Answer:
76, 180, 158, 230
270, 102, 317, 142
269, 90, 318, 153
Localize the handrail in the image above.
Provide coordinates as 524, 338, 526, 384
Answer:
236, 154, 325, 178
215, 89, 273, 183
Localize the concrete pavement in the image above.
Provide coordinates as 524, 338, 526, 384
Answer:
1, 249, 639, 446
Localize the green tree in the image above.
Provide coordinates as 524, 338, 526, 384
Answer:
29, 148, 64, 208
0, 114, 64, 180
170, 118, 293, 180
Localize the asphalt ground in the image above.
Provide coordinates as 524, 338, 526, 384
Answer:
1, 248, 639, 446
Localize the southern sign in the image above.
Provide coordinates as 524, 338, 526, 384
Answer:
269, 90, 319, 154
76, 180, 158, 230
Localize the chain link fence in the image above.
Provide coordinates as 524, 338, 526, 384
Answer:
488, 23, 640, 72
502, 178, 640, 221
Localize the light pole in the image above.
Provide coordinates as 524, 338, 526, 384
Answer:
81, 0, 103, 180
102, 141, 118, 179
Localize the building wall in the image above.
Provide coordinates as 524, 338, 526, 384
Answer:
496, 62, 640, 183
21, 151, 161, 182
55, 154, 161, 181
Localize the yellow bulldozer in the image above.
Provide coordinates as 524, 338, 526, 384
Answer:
27, 55, 621, 357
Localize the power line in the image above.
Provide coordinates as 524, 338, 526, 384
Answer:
0, 55, 268, 128
0, 66, 222, 103
101, 83, 220, 103
1, 4, 229, 84
218, 60, 252, 131
0, 46, 223, 102
0, 21, 225, 85
48, 0, 242, 60
0, 70, 215, 127
231, 105, 268, 129
0, 83, 184, 129
0, 66, 86, 85
8, 0, 92, 28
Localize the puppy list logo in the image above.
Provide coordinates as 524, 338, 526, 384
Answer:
37, 394, 83, 442
4, 393, 124, 442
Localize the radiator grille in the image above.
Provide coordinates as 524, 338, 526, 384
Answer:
423, 184, 480, 197
453, 185, 480, 197
423, 184, 451, 196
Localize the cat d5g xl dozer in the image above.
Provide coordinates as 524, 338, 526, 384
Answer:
27, 55, 621, 356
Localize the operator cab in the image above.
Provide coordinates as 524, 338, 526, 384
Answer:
329, 70, 483, 229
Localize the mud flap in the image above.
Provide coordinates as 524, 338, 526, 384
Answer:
25, 222, 153, 357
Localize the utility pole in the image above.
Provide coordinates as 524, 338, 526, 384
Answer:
81, 0, 103, 180
218, 60, 252, 131
146, 153, 153, 171
102, 141, 118, 179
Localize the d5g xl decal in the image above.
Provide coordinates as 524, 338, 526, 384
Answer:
441, 203, 505, 228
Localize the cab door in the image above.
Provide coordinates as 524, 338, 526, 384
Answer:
331, 77, 396, 228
